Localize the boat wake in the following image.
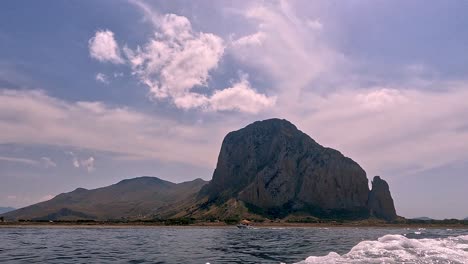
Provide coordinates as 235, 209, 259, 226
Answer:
295, 234, 468, 264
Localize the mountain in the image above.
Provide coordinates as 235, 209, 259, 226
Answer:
3, 118, 398, 222
193, 118, 397, 220
2, 177, 207, 221
0, 207, 15, 214
464, 217, 468, 221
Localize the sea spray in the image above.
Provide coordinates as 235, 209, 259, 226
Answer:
296, 234, 468, 264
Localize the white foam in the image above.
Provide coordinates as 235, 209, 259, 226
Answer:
296, 234, 468, 264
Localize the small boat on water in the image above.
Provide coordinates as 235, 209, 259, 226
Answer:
237, 219, 253, 229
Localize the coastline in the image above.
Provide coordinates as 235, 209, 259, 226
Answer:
1, 221, 467, 229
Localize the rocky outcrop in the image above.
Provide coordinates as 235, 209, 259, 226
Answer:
200, 118, 371, 219
368, 176, 397, 221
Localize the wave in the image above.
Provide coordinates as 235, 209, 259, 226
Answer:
295, 234, 468, 264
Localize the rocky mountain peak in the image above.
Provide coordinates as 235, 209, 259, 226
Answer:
201, 118, 372, 219
368, 176, 397, 221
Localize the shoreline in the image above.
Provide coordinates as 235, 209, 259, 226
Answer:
1, 222, 467, 229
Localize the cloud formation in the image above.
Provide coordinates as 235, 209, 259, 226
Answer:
123, 13, 224, 106
209, 76, 276, 113
0, 156, 39, 166
4, 1, 468, 179
89, 3, 276, 113
67, 152, 95, 172
279, 84, 468, 177
230, 1, 342, 99
95, 73, 109, 84
0, 155, 56, 168
0, 89, 228, 168
88, 30, 124, 64
80, 156, 95, 172
40, 157, 57, 168
1, 81, 468, 179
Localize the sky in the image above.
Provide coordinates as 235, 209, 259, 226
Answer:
0, 0, 467, 219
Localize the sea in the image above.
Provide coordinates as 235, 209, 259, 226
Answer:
0, 226, 466, 263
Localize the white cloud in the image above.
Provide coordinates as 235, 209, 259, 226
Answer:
169, 76, 277, 114
88, 30, 124, 64
230, 1, 345, 107
40, 157, 57, 168
306, 19, 323, 30
278, 84, 468, 177
80, 156, 95, 172
223, 2, 468, 178
116, 3, 275, 113
0, 89, 233, 168
66, 152, 95, 172
231, 32, 266, 47
0, 156, 38, 166
356, 89, 408, 110
209, 77, 276, 113
123, 13, 224, 101
113, 72, 124, 78
67, 152, 80, 168
95, 73, 109, 84
3, 1, 468, 191
0, 155, 56, 168
1, 84, 468, 178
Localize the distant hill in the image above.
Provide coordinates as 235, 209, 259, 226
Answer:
412, 217, 434, 221
0, 207, 15, 214
464, 217, 468, 221
2, 177, 207, 221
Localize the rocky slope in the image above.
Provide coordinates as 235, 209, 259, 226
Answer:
368, 176, 397, 221
197, 118, 397, 220
2, 177, 207, 221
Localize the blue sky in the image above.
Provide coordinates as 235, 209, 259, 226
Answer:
1, 0, 467, 219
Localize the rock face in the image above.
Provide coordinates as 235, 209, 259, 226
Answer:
368, 176, 397, 221
200, 118, 372, 218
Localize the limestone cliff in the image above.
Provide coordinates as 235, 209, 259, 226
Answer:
199, 118, 372, 219
368, 176, 397, 221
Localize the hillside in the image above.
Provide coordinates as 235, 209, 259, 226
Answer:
2, 177, 207, 221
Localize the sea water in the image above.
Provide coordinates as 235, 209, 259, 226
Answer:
0, 226, 466, 263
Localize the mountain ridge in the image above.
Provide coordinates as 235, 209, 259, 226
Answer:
2, 177, 207, 221
2, 118, 398, 222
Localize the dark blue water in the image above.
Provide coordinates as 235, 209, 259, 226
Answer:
0, 226, 466, 263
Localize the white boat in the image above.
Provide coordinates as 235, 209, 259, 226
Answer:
237, 223, 253, 229
237, 220, 253, 229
